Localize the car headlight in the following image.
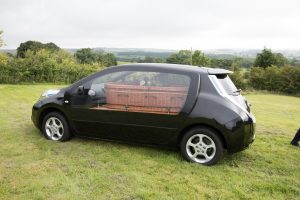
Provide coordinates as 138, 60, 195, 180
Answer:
40, 89, 60, 100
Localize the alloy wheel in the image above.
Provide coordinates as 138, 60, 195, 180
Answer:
45, 117, 64, 140
186, 133, 216, 164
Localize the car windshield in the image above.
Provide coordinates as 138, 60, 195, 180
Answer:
210, 74, 239, 95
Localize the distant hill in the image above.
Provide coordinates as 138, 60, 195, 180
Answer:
92, 47, 176, 62
1, 47, 300, 60
0, 49, 16, 54
204, 49, 300, 59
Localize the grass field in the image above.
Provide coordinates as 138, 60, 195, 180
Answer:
117, 61, 134, 65
0, 85, 300, 199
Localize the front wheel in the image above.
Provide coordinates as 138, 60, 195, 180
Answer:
42, 112, 71, 141
180, 127, 223, 165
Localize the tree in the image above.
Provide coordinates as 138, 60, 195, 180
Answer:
231, 58, 242, 72
210, 58, 233, 69
137, 56, 165, 63
44, 42, 60, 52
166, 50, 211, 66
74, 48, 97, 64
166, 50, 191, 65
102, 52, 117, 67
17, 41, 60, 58
0, 30, 3, 47
154, 57, 164, 63
254, 48, 288, 68
0, 53, 9, 65
274, 53, 288, 66
290, 58, 300, 67
0, 31, 8, 66
143, 56, 155, 63
192, 50, 211, 66
74, 49, 117, 66
254, 48, 274, 68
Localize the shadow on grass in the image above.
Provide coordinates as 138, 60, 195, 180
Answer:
27, 123, 255, 166
73, 136, 179, 157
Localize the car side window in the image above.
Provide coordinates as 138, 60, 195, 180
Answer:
90, 71, 128, 98
89, 70, 191, 115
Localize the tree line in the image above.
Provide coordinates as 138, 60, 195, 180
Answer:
0, 31, 299, 94
138, 48, 300, 94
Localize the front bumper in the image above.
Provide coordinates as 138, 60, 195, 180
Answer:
31, 103, 40, 129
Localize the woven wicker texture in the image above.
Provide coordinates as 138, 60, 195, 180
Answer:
105, 83, 188, 108
91, 83, 188, 115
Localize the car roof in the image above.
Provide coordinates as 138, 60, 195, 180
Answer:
116, 63, 232, 75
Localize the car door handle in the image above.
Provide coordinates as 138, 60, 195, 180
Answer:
64, 100, 70, 104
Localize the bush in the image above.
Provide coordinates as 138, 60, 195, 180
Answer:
0, 49, 102, 84
0, 53, 9, 65
229, 71, 247, 90
249, 66, 300, 94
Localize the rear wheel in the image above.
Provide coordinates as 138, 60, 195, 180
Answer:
180, 127, 223, 165
42, 112, 71, 141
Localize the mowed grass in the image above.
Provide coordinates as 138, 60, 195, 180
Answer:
0, 85, 300, 200
117, 61, 134, 65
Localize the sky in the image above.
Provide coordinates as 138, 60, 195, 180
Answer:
0, 0, 300, 50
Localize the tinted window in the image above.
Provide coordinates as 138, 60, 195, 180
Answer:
88, 71, 191, 115
215, 74, 238, 95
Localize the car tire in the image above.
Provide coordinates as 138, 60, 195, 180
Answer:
180, 127, 223, 165
42, 112, 71, 142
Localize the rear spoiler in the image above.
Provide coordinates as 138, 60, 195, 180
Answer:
206, 68, 233, 75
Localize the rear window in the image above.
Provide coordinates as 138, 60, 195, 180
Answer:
216, 74, 238, 94
209, 74, 238, 95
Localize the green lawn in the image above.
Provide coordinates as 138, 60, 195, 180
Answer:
117, 61, 134, 65
0, 85, 299, 199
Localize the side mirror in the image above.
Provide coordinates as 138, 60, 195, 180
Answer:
64, 90, 71, 98
77, 85, 84, 95
88, 89, 96, 97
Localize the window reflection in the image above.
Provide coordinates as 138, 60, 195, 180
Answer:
89, 71, 190, 115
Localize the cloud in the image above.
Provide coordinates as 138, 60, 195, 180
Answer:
0, 0, 299, 49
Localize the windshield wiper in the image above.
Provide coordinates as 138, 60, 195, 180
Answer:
229, 89, 242, 95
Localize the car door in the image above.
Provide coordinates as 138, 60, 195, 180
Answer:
65, 67, 199, 144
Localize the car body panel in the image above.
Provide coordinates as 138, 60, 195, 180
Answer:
32, 63, 256, 153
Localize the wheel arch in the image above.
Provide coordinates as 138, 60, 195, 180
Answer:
38, 107, 70, 131
177, 123, 227, 149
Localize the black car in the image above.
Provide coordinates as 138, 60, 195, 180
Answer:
32, 63, 256, 165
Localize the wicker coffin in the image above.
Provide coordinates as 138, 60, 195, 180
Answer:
104, 83, 188, 109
